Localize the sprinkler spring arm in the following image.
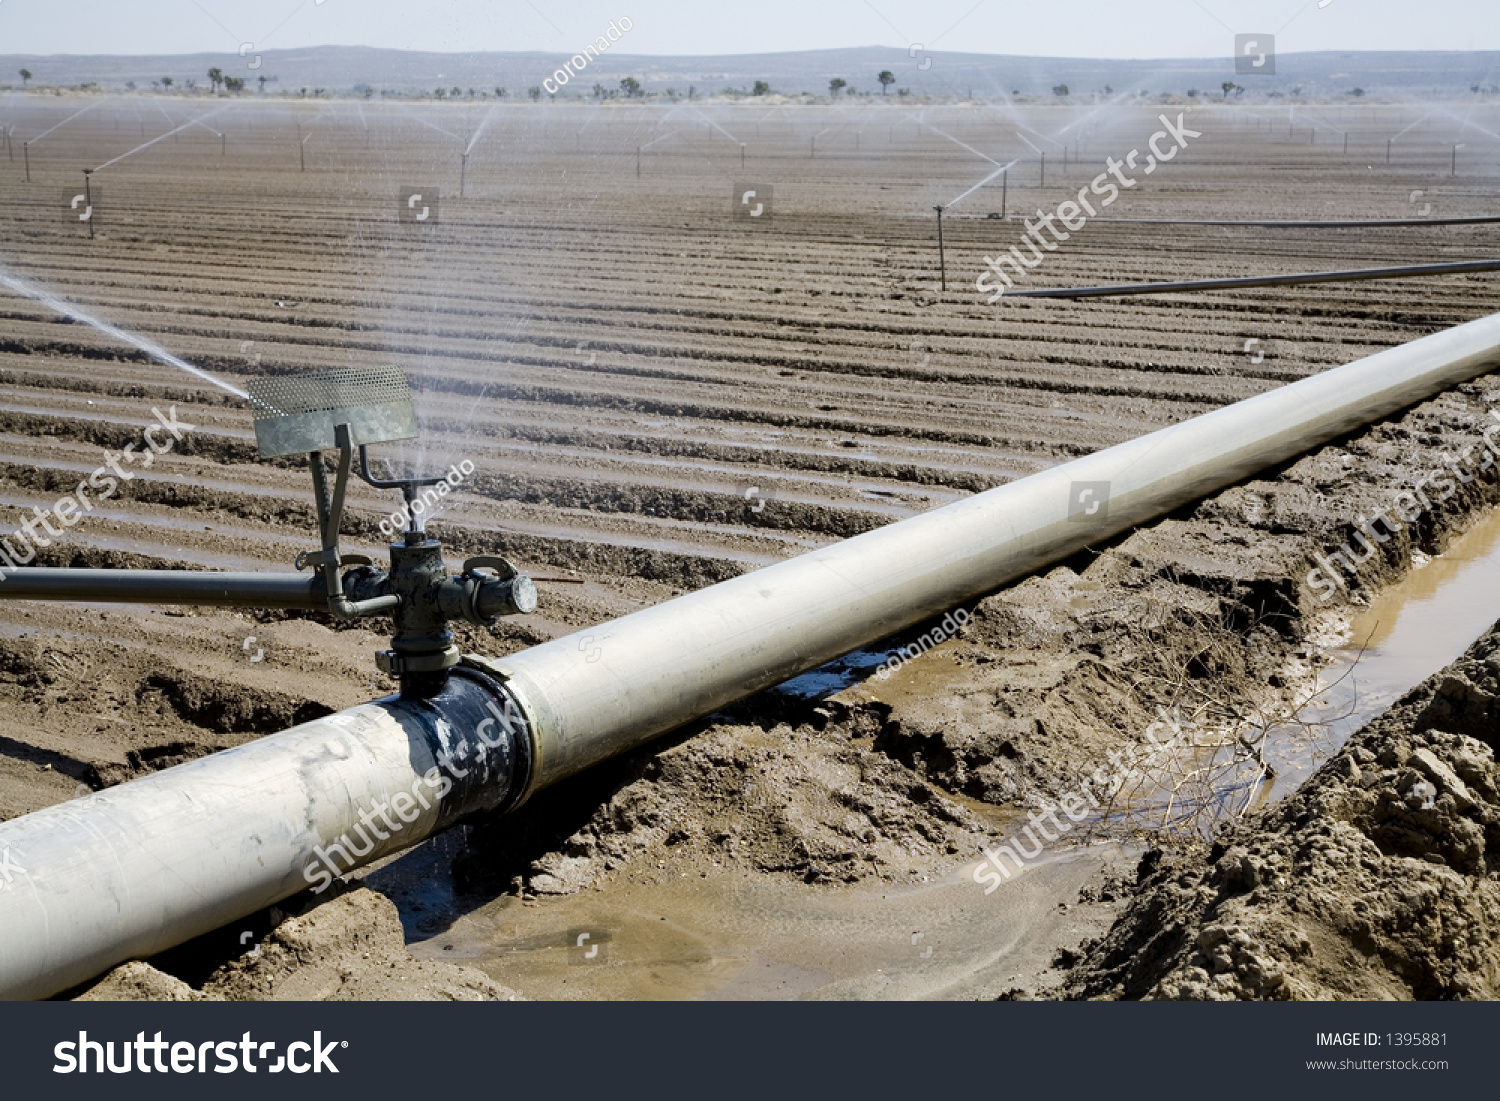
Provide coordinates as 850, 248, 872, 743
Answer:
297, 424, 400, 621
356, 441, 446, 537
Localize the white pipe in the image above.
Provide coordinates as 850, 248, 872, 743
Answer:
4, 312, 1500, 999
0, 672, 525, 1000
494, 311, 1500, 798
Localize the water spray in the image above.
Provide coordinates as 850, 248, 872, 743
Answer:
636, 129, 677, 176
27, 100, 99, 146
91, 107, 226, 174
185, 117, 226, 157
0, 265, 247, 398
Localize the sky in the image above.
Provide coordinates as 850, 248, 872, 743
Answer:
0, 0, 1495, 59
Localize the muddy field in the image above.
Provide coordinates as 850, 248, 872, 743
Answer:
1, 98, 1499, 999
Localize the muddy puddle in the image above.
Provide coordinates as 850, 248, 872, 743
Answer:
1116, 500, 1500, 822
371, 830, 1127, 1001
1267, 499, 1500, 797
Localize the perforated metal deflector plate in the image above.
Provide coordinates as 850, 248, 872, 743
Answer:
247, 367, 419, 458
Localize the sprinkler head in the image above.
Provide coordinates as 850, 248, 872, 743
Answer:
246, 368, 537, 697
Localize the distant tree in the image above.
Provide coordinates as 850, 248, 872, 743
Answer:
527, 85, 541, 101
207, 67, 223, 92
620, 76, 643, 98
688, 84, 695, 99
898, 88, 910, 97
878, 70, 895, 95
18, 68, 30, 88
829, 77, 847, 96
125, 80, 136, 90
1186, 88, 1198, 98
223, 75, 245, 93
161, 76, 173, 89
185, 79, 197, 90
467, 87, 475, 98
1351, 87, 1365, 97
753, 80, 770, 96
1222, 81, 1235, 98
257, 75, 267, 92
450, 86, 461, 97
1052, 83, 1069, 97
434, 87, 447, 99
495, 86, 507, 98
1104, 85, 1113, 94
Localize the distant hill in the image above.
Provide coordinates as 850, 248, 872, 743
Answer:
0, 45, 1494, 99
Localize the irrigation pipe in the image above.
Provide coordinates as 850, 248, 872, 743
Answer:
5, 310, 1500, 998
1005, 259, 1500, 298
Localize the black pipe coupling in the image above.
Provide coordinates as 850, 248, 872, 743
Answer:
371, 538, 536, 696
